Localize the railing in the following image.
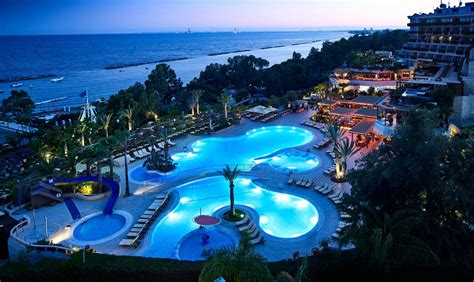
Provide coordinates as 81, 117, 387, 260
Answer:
141, 163, 278, 197
10, 216, 77, 255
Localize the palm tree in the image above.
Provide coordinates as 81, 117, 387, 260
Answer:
123, 107, 134, 132
115, 131, 131, 197
99, 113, 113, 138
334, 137, 360, 179
99, 136, 120, 176
199, 235, 273, 282
219, 92, 232, 119
339, 206, 440, 268
192, 90, 204, 115
188, 98, 196, 116
314, 83, 329, 98
325, 123, 345, 179
218, 165, 240, 216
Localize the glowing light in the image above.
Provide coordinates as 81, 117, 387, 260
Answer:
306, 159, 316, 165
171, 155, 180, 161
260, 216, 268, 224
277, 126, 282, 128
186, 152, 196, 158
241, 178, 251, 186
296, 200, 309, 208
287, 166, 297, 170
275, 194, 289, 202
310, 216, 318, 225
193, 148, 201, 152
290, 233, 302, 238
253, 159, 264, 165
168, 212, 180, 221
272, 156, 281, 161
180, 197, 190, 204
252, 187, 262, 194
195, 140, 205, 146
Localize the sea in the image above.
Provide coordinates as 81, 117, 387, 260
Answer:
0, 31, 350, 112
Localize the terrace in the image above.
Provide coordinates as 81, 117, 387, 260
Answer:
6, 110, 367, 262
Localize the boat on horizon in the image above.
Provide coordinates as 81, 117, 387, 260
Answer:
10, 83, 23, 88
50, 77, 64, 82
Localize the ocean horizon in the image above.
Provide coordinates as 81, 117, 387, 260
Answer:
0, 31, 350, 112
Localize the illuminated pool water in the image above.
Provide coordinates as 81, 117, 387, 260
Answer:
177, 227, 236, 261
73, 213, 126, 242
131, 126, 314, 182
142, 177, 319, 259
255, 151, 320, 172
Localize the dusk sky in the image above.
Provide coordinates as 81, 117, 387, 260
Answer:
1, 0, 440, 35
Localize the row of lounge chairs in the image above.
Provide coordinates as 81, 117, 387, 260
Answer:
234, 216, 264, 245
287, 178, 314, 188
324, 165, 336, 175
114, 140, 176, 166
119, 194, 171, 247
301, 120, 328, 133
314, 137, 331, 149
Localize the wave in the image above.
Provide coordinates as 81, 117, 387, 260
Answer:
207, 49, 251, 56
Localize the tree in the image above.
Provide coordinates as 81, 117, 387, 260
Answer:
218, 165, 240, 216
1, 90, 35, 117
145, 64, 183, 107
99, 136, 121, 176
192, 90, 204, 115
339, 205, 440, 268
219, 92, 232, 119
335, 137, 360, 179
115, 131, 132, 197
199, 235, 273, 282
99, 113, 113, 138
431, 87, 454, 127
123, 107, 134, 132
325, 123, 345, 179
347, 109, 474, 266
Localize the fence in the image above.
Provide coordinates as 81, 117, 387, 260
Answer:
9, 216, 77, 255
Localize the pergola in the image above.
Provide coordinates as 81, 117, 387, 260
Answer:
246, 105, 278, 116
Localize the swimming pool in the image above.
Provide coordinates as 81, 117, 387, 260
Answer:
131, 126, 315, 182
141, 176, 319, 259
255, 150, 320, 172
177, 227, 236, 261
72, 213, 126, 242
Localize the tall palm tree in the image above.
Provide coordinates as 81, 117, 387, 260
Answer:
99, 136, 120, 176
99, 113, 113, 138
314, 83, 329, 98
218, 165, 240, 216
123, 107, 134, 132
219, 92, 232, 119
325, 123, 345, 179
115, 131, 131, 197
188, 98, 196, 116
334, 137, 360, 179
199, 235, 273, 282
192, 90, 204, 115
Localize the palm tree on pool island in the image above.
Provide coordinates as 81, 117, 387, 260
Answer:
219, 165, 240, 217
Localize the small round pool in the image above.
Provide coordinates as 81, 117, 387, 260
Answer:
255, 151, 320, 172
178, 228, 236, 261
73, 213, 126, 242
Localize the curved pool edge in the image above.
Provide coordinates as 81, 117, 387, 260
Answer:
66, 210, 133, 247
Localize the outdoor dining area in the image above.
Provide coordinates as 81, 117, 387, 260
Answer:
243, 105, 290, 123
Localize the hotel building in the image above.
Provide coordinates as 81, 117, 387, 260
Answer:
398, 2, 474, 122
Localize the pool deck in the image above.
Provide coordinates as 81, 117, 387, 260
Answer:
8, 110, 373, 261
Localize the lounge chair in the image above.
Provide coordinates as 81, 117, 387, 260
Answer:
238, 222, 254, 232
133, 224, 146, 228
130, 227, 143, 233
143, 210, 155, 215
119, 237, 139, 247
250, 234, 264, 245
140, 214, 153, 219
138, 218, 148, 224
235, 216, 250, 227
127, 232, 140, 238
295, 179, 304, 186
305, 181, 314, 188
247, 227, 259, 238
287, 178, 294, 185
298, 179, 308, 187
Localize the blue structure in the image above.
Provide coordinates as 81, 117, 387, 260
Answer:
64, 197, 82, 220
52, 176, 120, 217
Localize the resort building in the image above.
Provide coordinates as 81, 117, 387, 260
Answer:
317, 95, 400, 145
330, 67, 413, 92
398, 2, 474, 122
